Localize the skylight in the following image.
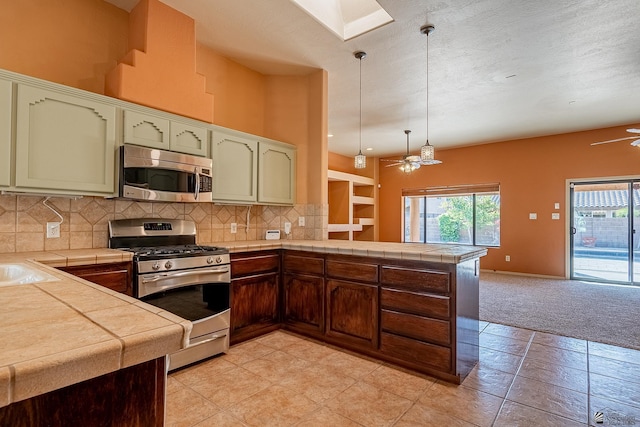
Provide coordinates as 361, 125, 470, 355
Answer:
290, 0, 393, 41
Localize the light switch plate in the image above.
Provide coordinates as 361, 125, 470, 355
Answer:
554, 203, 560, 209
298, 217, 305, 227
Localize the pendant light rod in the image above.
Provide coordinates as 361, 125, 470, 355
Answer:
405, 129, 411, 155
420, 25, 434, 144
354, 51, 367, 169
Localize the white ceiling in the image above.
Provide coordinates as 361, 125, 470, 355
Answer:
106, 0, 640, 158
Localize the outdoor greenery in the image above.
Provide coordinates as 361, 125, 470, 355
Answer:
438, 195, 500, 244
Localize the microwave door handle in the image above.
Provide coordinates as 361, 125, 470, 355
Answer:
194, 167, 200, 201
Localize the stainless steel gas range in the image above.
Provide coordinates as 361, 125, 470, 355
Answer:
108, 218, 230, 371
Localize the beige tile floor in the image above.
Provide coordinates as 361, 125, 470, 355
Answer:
166, 323, 640, 427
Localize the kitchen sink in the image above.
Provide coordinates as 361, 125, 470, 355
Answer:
0, 263, 60, 286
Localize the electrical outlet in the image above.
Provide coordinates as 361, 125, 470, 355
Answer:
505, 255, 511, 262
230, 223, 237, 234
284, 222, 292, 234
47, 222, 60, 238
298, 216, 305, 227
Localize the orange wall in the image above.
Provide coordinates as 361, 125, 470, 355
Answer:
196, 44, 266, 135
379, 124, 640, 277
0, 0, 129, 94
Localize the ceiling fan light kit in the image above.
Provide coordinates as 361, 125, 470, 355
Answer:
354, 51, 367, 169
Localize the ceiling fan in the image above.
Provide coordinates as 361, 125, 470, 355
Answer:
591, 128, 640, 146
382, 130, 441, 173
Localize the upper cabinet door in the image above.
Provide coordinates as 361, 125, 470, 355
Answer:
170, 121, 208, 157
258, 140, 296, 205
15, 85, 116, 195
123, 110, 170, 150
211, 130, 258, 203
0, 79, 11, 187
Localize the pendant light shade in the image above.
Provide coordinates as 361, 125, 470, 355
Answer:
354, 51, 367, 169
419, 24, 442, 166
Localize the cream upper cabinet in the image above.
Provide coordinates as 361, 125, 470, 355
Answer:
123, 110, 170, 150
15, 84, 116, 195
211, 129, 258, 203
124, 110, 208, 156
0, 79, 11, 187
258, 140, 296, 205
170, 121, 208, 157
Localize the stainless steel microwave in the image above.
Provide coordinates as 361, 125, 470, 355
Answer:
119, 144, 213, 202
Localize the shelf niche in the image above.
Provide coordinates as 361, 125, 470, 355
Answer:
328, 169, 375, 241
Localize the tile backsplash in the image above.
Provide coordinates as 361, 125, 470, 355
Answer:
0, 195, 328, 253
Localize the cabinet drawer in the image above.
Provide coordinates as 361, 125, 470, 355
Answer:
381, 288, 450, 319
380, 266, 450, 293
283, 254, 324, 276
231, 253, 280, 278
380, 332, 451, 372
381, 309, 450, 346
326, 259, 378, 283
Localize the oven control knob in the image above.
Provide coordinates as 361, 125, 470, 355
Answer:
165, 261, 173, 270
206, 256, 214, 264
152, 262, 160, 271
216, 256, 223, 264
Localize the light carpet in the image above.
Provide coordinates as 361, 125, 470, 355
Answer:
479, 271, 640, 350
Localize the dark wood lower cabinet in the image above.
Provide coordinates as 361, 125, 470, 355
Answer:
283, 273, 324, 336
230, 249, 480, 383
231, 272, 280, 343
325, 279, 378, 349
58, 261, 133, 296
0, 357, 166, 427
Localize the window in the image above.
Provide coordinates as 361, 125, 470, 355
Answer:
403, 184, 500, 247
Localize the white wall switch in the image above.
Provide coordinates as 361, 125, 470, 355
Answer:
554, 203, 560, 209
298, 216, 305, 227
552, 213, 560, 220
230, 223, 237, 233
529, 213, 537, 220
46, 222, 60, 238
284, 222, 292, 234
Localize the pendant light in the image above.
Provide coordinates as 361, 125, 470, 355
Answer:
419, 25, 442, 165
354, 51, 367, 169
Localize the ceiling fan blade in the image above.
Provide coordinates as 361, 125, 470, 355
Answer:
381, 158, 403, 162
630, 139, 640, 147
627, 128, 640, 133
384, 162, 402, 167
591, 136, 640, 146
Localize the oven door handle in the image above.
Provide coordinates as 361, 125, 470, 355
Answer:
141, 267, 229, 284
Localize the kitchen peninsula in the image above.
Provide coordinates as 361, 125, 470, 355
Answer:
221, 240, 487, 384
0, 249, 189, 425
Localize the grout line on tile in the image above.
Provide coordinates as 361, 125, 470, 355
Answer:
490, 325, 536, 426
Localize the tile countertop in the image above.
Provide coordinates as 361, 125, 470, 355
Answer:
0, 249, 190, 409
211, 240, 488, 264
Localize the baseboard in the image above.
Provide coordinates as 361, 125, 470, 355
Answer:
480, 269, 565, 280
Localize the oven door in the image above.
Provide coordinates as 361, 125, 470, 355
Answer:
138, 266, 231, 339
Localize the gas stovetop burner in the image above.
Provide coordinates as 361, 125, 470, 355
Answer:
125, 244, 227, 260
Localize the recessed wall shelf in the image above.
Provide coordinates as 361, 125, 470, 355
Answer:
328, 169, 376, 241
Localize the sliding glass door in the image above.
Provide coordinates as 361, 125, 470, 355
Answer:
570, 180, 638, 285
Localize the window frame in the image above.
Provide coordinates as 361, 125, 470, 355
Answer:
402, 183, 500, 247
